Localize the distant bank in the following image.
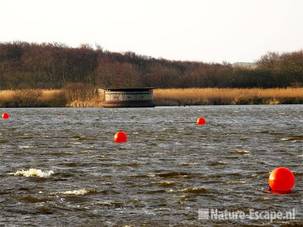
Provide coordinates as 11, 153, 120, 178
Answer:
0, 88, 303, 107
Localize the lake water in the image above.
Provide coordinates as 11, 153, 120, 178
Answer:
0, 106, 302, 226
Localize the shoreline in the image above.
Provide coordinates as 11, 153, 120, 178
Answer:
1, 88, 303, 107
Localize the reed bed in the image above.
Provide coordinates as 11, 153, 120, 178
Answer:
0, 89, 66, 107
0, 87, 103, 108
0, 88, 302, 107
153, 88, 303, 106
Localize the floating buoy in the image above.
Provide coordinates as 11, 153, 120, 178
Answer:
196, 117, 206, 125
2, 112, 10, 120
268, 167, 295, 194
114, 131, 128, 143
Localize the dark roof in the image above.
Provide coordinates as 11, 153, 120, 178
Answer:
104, 87, 153, 92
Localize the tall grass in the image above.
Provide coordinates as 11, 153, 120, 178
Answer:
153, 88, 303, 106
0, 87, 302, 107
0, 89, 66, 107
63, 83, 103, 107
0, 86, 104, 108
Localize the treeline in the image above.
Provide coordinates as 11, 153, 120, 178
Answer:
0, 42, 302, 89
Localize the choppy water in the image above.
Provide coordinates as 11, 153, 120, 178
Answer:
0, 106, 302, 226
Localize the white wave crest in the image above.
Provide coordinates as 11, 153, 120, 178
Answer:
10, 168, 54, 178
56, 189, 94, 196
234, 149, 250, 154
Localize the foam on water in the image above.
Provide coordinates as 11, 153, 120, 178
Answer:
18, 145, 32, 149
233, 149, 250, 154
180, 186, 208, 193
10, 168, 54, 178
56, 188, 95, 196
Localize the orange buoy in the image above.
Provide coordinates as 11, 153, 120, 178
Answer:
196, 117, 206, 125
269, 167, 295, 194
114, 131, 128, 143
2, 112, 10, 120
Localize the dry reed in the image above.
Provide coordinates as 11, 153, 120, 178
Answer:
0, 88, 302, 107
0, 89, 66, 107
153, 88, 303, 106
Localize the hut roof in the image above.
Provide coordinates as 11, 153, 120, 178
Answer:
104, 87, 153, 92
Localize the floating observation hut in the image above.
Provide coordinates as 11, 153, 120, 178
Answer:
102, 87, 154, 108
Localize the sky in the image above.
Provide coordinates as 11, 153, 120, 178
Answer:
1, 0, 302, 63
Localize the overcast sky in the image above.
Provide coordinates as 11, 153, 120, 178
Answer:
1, 0, 302, 63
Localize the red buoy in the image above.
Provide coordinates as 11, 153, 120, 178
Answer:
269, 167, 295, 194
2, 112, 10, 120
114, 131, 128, 143
196, 117, 206, 125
